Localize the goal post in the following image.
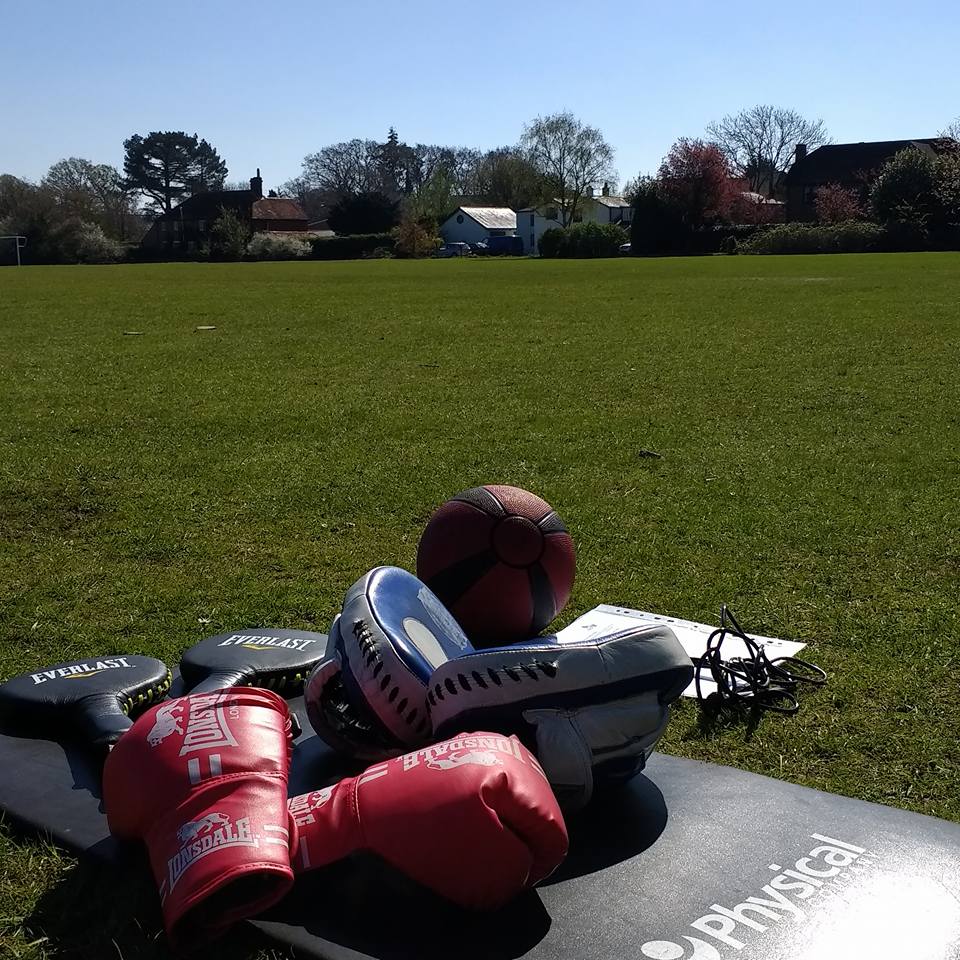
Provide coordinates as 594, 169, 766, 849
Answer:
0, 235, 27, 266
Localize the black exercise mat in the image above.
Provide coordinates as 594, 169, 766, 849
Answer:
2, 679, 959, 960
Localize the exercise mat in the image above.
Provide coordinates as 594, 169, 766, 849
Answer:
1, 679, 958, 960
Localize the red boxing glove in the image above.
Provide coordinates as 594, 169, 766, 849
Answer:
103, 688, 297, 948
289, 731, 568, 909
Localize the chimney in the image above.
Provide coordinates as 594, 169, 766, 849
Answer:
250, 168, 263, 199
795, 144, 807, 163
585, 185, 594, 198
602, 182, 610, 197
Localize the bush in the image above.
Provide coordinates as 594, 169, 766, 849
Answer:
538, 227, 565, 258
394, 216, 439, 258
245, 232, 311, 260
719, 235, 738, 255
814, 183, 864, 223
739, 221, 885, 255
64, 220, 123, 263
209, 207, 250, 261
539, 222, 627, 258
310, 232, 396, 260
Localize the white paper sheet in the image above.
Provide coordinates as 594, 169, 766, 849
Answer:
555, 604, 808, 698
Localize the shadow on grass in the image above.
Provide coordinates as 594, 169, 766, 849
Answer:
683, 697, 764, 742
25, 854, 283, 960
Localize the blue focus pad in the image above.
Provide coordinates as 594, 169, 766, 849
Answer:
306, 567, 473, 758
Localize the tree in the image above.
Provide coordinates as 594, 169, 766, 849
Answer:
209, 207, 250, 260
706, 105, 829, 194
406, 167, 457, 225
301, 139, 382, 196
933, 151, 960, 224
374, 127, 421, 197
657, 139, 736, 228
629, 177, 687, 255
327, 192, 400, 234
814, 183, 864, 223
474, 147, 544, 209
394, 212, 438, 257
940, 118, 960, 143
0, 175, 122, 264
123, 132, 227, 214
42, 158, 135, 238
870, 148, 939, 224
521, 112, 614, 226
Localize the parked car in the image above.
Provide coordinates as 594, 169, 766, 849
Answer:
619, 241, 632, 255
435, 242, 472, 258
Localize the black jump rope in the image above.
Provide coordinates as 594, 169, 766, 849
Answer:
694, 605, 826, 714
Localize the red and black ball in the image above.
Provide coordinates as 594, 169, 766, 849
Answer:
416, 485, 576, 646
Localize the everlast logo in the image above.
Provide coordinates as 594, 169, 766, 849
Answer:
217, 634, 317, 652
31, 658, 132, 684
178, 693, 239, 756
167, 814, 257, 893
639, 835, 872, 959
401, 734, 526, 772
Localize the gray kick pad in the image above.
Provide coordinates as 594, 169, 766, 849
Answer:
1, 678, 959, 960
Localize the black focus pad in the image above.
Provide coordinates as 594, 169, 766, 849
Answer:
0, 655, 172, 748
180, 629, 329, 695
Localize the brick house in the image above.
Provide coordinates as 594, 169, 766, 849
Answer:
783, 139, 955, 221
141, 170, 308, 250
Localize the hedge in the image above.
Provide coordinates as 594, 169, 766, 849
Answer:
539, 222, 627, 258
738, 221, 886, 255
310, 233, 396, 260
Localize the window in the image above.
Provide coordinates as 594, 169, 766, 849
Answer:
198, 220, 207, 232
456, 214, 464, 224
622, 208, 633, 222
803, 186, 816, 206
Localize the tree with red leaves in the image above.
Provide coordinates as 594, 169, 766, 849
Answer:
657, 139, 737, 227
814, 183, 864, 223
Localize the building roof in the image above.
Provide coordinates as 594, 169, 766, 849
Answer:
458, 206, 517, 230
252, 197, 308, 221
784, 138, 955, 185
739, 191, 785, 206
591, 195, 631, 208
156, 190, 307, 222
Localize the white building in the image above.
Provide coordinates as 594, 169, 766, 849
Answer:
439, 207, 516, 245
518, 183, 633, 255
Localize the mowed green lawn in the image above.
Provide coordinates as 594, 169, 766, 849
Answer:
1, 254, 958, 958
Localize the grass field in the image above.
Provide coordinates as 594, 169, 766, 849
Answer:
1, 253, 958, 958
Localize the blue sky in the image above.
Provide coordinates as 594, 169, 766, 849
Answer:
2, 0, 958, 193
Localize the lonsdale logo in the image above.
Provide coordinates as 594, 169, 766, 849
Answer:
217, 634, 317, 653
178, 693, 239, 756
639, 835, 872, 959
31, 658, 132, 684
166, 813, 257, 893
401, 734, 534, 773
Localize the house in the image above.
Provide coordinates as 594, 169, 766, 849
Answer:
783, 139, 955, 221
439, 207, 517, 246
518, 183, 633, 255
141, 170, 309, 249
731, 190, 786, 224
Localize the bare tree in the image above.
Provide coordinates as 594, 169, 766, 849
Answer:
706, 105, 829, 195
473, 147, 545, 209
940, 118, 960, 142
301, 139, 382, 196
521, 112, 615, 226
